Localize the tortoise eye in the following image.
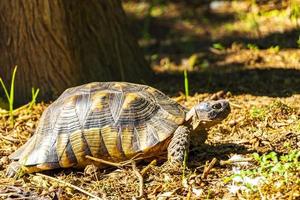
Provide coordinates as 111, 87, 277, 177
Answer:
212, 103, 222, 109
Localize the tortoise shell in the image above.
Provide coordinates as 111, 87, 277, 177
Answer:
10, 82, 186, 170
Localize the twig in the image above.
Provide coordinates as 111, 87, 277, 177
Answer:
288, 186, 296, 200
140, 159, 157, 176
86, 155, 122, 167
229, 102, 243, 109
149, 185, 162, 196
0, 194, 34, 200
36, 173, 102, 200
173, 94, 185, 102
220, 158, 253, 166
86, 153, 165, 169
0, 135, 19, 143
209, 47, 223, 55
201, 158, 217, 179
186, 187, 192, 200
131, 161, 144, 198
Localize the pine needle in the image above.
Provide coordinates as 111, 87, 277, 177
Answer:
36, 173, 102, 200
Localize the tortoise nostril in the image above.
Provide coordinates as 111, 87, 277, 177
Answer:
212, 103, 222, 110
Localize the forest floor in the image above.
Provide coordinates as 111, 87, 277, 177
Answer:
0, 1, 300, 199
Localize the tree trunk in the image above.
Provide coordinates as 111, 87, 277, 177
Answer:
0, 0, 151, 105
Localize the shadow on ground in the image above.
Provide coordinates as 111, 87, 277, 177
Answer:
152, 67, 300, 97
188, 143, 252, 167
126, 1, 300, 55
142, 29, 300, 55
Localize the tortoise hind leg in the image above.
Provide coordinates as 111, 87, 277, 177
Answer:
167, 126, 190, 164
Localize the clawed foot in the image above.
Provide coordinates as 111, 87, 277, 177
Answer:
6, 162, 24, 178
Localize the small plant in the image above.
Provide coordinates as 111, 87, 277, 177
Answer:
250, 106, 266, 120
226, 151, 300, 196
150, 54, 158, 62
150, 3, 164, 17
247, 43, 259, 51
29, 87, 40, 110
236, 1, 260, 36
268, 45, 280, 53
187, 54, 199, 70
212, 43, 225, 50
252, 151, 300, 182
0, 66, 17, 123
183, 69, 189, 100
289, 0, 300, 27
200, 59, 209, 69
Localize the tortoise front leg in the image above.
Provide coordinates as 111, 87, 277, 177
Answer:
167, 126, 190, 164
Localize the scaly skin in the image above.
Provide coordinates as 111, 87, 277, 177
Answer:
168, 99, 231, 164
167, 126, 190, 163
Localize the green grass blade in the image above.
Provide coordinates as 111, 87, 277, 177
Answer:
9, 66, 17, 115
34, 89, 40, 99
29, 88, 40, 109
0, 78, 10, 102
184, 69, 189, 99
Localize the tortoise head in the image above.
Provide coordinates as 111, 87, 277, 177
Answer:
186, 99, 230, 130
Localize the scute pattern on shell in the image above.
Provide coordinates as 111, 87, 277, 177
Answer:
10, 82, 186, 170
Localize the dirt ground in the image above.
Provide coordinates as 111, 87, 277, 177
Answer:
0, 1, 300, 199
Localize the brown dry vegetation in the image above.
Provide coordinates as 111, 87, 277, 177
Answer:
0, 1, 300, 199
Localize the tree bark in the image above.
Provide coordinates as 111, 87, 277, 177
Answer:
0, 0, 151, 105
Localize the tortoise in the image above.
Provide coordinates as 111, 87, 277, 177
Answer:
7, 82, 230, 177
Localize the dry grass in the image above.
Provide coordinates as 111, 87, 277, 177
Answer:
0, 93, 299, 199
